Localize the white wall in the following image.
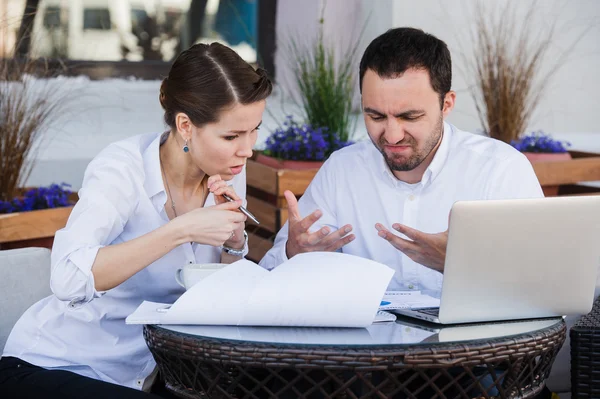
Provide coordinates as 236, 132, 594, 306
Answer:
21, 0, 600, 190
274, 0, 364, 106
276, 0, 600, 136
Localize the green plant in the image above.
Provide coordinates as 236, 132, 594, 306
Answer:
284, 1, 361, 149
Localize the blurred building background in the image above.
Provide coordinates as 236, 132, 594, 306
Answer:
0, 0, 598, 195
0, 0, 258, 62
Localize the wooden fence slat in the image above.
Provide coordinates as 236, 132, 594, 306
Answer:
246, 161, 279, 195
532, 157, 600, 186
0, 207, 72, 243
245, 196, 279, 232
247, 231, 277, 263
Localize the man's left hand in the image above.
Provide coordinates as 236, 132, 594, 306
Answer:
375, 223, 448, 273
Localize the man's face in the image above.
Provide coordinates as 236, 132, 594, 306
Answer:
361, 68, 452, 176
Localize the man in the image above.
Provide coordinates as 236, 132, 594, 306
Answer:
259, 27, 543, 291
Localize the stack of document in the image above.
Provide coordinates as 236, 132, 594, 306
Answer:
379, 291, 440, 310
127, 252, 394, 328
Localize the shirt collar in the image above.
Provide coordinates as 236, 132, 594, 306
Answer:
421, 121, 453, 186
143, 132, 168, 203
372, 143, 398, 186
373, 121, 453, 187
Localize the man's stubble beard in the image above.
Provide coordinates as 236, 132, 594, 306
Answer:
376, 115, 443, 172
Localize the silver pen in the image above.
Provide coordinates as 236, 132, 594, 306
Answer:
222, 194, 260, 225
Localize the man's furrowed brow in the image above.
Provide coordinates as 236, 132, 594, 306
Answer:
395, 110, 426, 118
363, 107, 385, 116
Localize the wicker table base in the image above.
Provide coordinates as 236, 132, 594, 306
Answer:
144, 321, 565, 399
571, 296, 600, 399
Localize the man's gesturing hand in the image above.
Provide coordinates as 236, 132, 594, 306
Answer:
375, 223, 448, 273
285, 190, 354, 259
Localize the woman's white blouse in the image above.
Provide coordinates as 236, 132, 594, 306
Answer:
2, 132, 247, 390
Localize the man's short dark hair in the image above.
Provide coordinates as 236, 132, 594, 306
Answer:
359, 27, 452, 108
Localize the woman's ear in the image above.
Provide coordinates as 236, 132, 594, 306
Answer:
175, 112, 193, 141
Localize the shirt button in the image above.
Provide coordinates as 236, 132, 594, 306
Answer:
408, 195, 415, 201
408, 284, 415, 289
137, 380, 142, 386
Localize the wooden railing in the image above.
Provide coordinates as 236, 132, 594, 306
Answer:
0, 206, 73, 250
245, 160, 320, 262
3, 151, 599, 253
532, 151, 600, 196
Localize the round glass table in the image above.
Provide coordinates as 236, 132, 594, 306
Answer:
144, 316, 566, 399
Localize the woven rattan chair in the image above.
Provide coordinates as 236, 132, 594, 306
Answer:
570, 295, 600, 398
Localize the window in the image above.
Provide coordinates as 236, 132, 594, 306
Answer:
164, 10, 184, 36
83, 8, 111, 30
11, 0, 275, 75
43, 7, 62, 29
131, 8, 148, 32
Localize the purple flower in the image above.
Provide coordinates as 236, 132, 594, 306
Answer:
511, 131, 571, 153
264, 116, 354, 161
0, 183, 73, 214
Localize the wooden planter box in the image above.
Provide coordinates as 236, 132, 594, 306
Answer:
245, 159, 319, 262
3, 152, 595, 256
0, 206, 73, 250
243, 151, 600, 261
531, 151, 600, 196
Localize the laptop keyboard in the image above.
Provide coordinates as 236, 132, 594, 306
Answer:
416, 308, 440, 317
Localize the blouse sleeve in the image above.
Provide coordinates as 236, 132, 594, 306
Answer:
50, 148, 142, 305
231, 165, 249, 257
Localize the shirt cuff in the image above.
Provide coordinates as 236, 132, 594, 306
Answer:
262, 240, 289, 270
279, 240, 289, 263
67, 245, 107, 305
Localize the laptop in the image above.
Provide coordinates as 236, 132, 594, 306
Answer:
393, 314, 561, 343
393, 196, 600, 324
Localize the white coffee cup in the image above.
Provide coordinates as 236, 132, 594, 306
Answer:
175, 263, 227, 290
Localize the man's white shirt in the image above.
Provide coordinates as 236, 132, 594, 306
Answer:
259, 122, 543, 291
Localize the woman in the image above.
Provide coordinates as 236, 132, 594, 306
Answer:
0, 42, 272, 398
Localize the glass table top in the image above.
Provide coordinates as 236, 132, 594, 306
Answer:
158, 316, 563, 348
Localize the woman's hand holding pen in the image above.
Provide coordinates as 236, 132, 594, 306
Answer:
284, 190, 355, 259
172, 201, 246, 247
207, 175, 246, 248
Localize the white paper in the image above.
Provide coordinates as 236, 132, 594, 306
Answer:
379, 291, 440, 310
241, 252, 395, 327
162, 259, 267, 325
127, 252, 394, 328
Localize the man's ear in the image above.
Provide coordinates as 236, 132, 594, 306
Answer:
442, 91, 456, 118
175, 112, 193, 141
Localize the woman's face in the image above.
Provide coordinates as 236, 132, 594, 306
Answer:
185, 100, 266, 180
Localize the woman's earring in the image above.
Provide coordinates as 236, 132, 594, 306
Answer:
183, 140, 189, 153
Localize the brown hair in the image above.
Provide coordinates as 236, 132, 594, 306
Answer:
159, 42, 273, 129
359, 27, 451, 109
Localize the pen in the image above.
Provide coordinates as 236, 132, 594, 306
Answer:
222, 194, 260, 225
